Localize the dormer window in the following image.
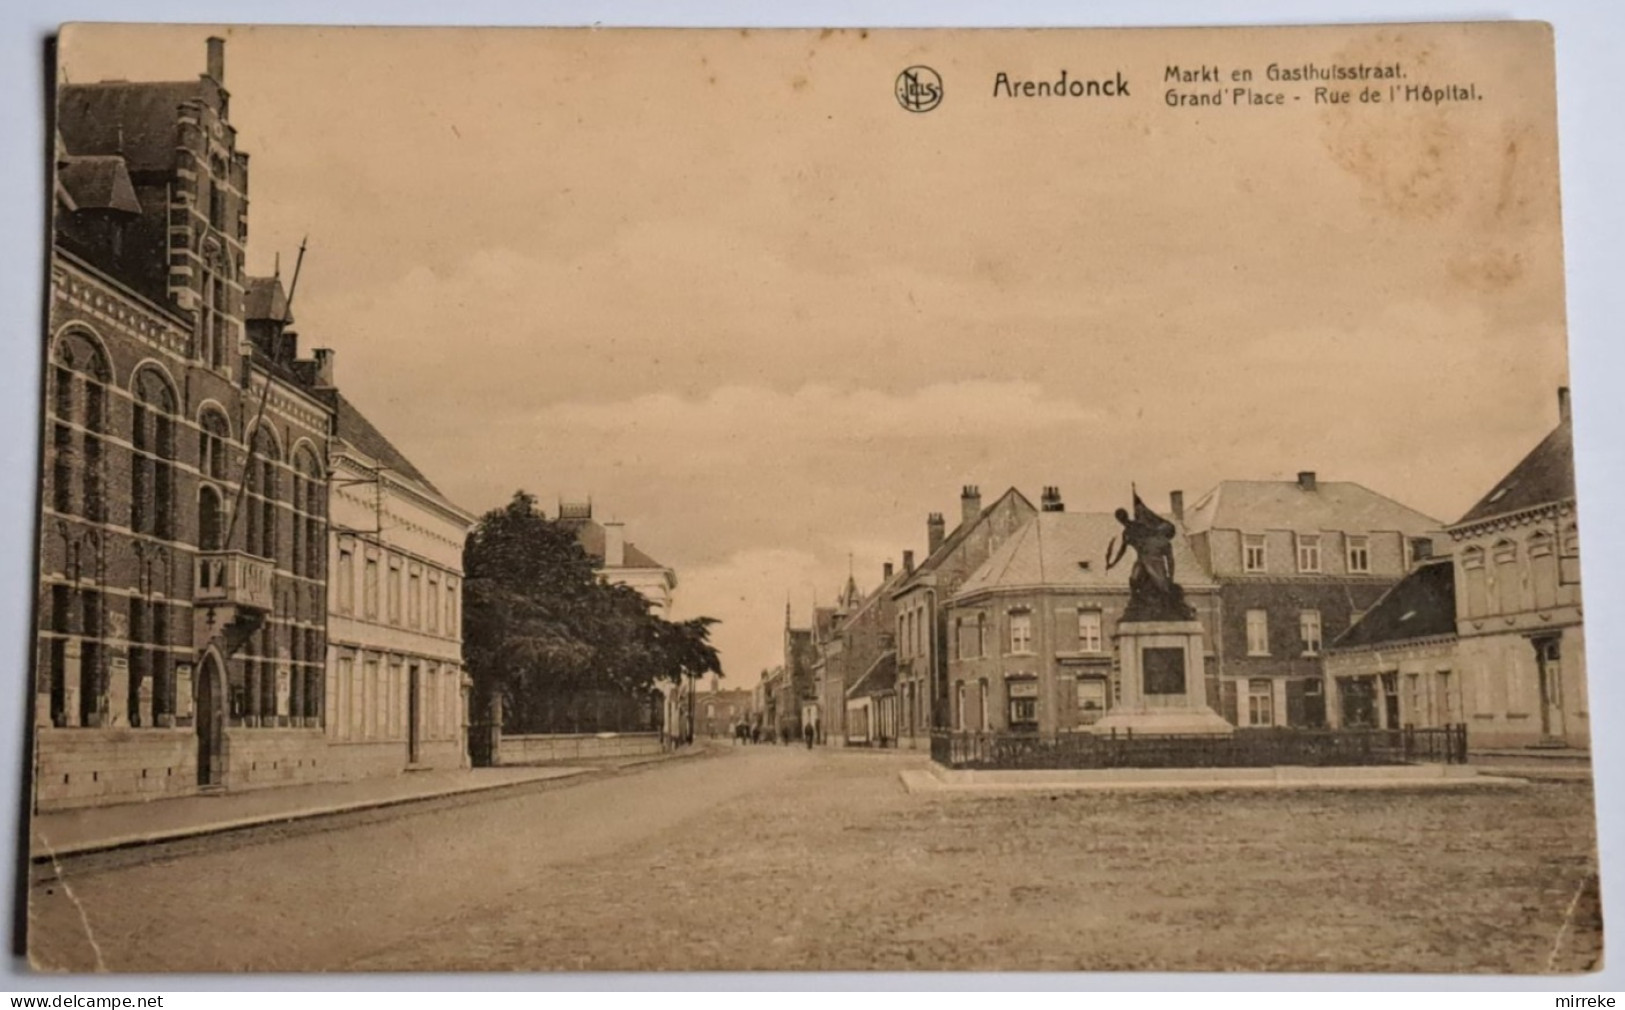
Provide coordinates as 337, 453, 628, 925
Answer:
1243, 534, 1266, 573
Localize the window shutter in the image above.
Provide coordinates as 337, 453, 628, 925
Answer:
1055, 607, 1078, 651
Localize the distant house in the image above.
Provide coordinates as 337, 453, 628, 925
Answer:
557, 501, 677, 617
814, 562, 903, 745
1323, 558, 1460, 731
1182, 473, 1441, 729
946, 496, 1220, 735
1446, 391, 1585, 749
695, 685, 752, 738
892, 486, 1038, 747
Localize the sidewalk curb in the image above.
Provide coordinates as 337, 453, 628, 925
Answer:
31, 768, 593, 864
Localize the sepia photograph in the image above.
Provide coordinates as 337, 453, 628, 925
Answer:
19, 18, 1607, 977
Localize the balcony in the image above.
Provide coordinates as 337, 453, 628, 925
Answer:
195, 551, 274, 612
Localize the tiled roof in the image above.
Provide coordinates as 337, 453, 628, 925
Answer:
58, 80, 201, 172
955, 511, 1215, 600
334, 394, 444, 497
846, 650, 897, 699
1183, 480, 1439, 535
1329, 559, 1457, 650
57, 155, 142, 215
896, 487, 1035, 592
1454, 421, 1574, 527
836, 567, 907, 634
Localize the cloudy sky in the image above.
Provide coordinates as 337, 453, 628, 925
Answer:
61, 23, 1570, 679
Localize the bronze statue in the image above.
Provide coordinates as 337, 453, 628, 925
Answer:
1106, 489, 1196, 622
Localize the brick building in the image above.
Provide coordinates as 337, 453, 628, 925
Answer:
1182, 472, 1441, 729
37, 39, 340, 809
813, 562, 902, 746
946, 497, 1220, 735
891, 486, 1037, 747
695, 685, 753, 738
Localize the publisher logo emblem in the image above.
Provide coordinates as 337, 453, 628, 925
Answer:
895, 66, 944, 113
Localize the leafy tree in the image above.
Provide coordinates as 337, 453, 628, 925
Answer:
463, 491, 724, 734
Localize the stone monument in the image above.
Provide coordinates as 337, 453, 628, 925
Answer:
1090, 490, 1233, 736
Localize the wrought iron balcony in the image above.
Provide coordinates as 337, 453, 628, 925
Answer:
195, 550, 274, 612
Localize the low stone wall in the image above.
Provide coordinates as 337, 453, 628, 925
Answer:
35, 728, 199, 811
498, 732, 661, 765
222, 728, 334, 791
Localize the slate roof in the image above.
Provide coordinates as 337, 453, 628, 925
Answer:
334, 394, 445, 497
955, 511, 1216, 601
1454, 421, 1574, 527
57, 80, 201, 172
895, 487, 1035, 593
57, 155, 142, 215
244, 275, 293, 325
1329, 559, 1457, 650
846, 650, 897, 699
1183, 480, 1440, 535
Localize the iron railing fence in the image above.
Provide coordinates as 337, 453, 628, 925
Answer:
930, 724, 1469, 770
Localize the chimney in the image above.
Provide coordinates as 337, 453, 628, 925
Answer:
1169, 490, 1185, 522
927, 513, 946, 553
206, 37, 226, 84
903, 550, 915, 574
960, 485, 982, 526
1040, 486, 1064, 512
603, 521, 626, 568
1558, 386, 1571, 424
883, 561, 894, 580
1297, 471, 1318, 492
313, 348, 337, 388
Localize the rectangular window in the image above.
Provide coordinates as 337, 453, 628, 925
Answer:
1247, 678, 1274, 726
387, 560, 402, 625
1299, 610, 1322, 656
336, 656, 353, 740
1075, 678, 1107, 724
1243, 534, 1267, 573
337, 547, 355, 614
1009, 611, 1033, 654
408, 571, 422, 629
362, 658, 379, 739
363, 557, 379, 619
1078, 610, 1103, 653
446, 581, 458, 636
427, 577, 440, 633
1297, 534, 1322, 573
1347, 535, 1371, 574
1246, 609, 1269, 656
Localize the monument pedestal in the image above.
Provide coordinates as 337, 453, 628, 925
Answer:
1090, 620, 1232, 737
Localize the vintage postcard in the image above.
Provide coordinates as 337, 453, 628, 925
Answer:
25, 21, 1598, 974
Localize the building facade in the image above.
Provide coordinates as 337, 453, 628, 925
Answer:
559, 501, 677, 616
696, 686, 753, 738
892, 486, 1037, 747
37, 39, 339, 809
814, 562, 902, 746
1182, 474, 1441, 730
1322, 558, 1460, 732
946, 503, 1220, 735
1445, 392, 1585, 749
322, 383, 477, 774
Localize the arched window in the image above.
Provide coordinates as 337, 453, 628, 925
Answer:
198, 406, 231, 481
1491, 539, 1520, 615
292, 447, 324, 578
131, 367, 179, 540
1460, 545, 1487, 618
198, 485, 225, 552
244, 425, 281, 561
49, 329, 111, 521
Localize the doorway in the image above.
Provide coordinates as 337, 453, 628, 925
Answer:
1534, 636, 1565, 742
407, 664, 422, 765
195, 654, 225, 787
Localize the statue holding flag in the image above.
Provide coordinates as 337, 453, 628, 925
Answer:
1106, 487, 1196, 622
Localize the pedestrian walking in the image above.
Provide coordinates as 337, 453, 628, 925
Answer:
803, 722, 814, 749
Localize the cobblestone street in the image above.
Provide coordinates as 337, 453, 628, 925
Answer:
29, 744, 1601, 974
